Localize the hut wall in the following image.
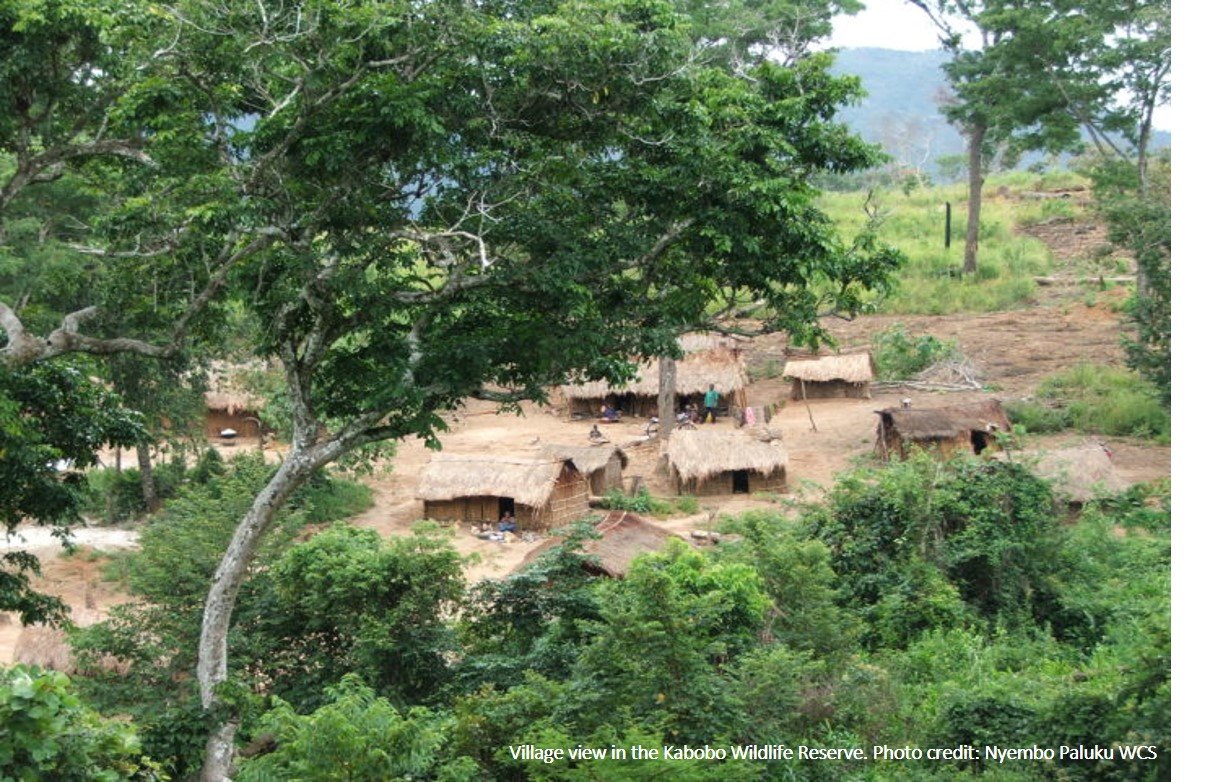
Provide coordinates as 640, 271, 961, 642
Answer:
599, 457, 625, 494
876, 431, 979, 461
791, 379, 870, 400
530, 466, 589, 531
424, 496, 502, 523
677, 469, 785, 496
205, 409, 263, 438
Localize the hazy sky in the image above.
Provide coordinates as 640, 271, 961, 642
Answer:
825, 0, 1174, 131
827, 0, 947, 52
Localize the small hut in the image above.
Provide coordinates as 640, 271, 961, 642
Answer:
204, 389, 264, 439
515, 511, 684, 578
204, 363, 266, 439
559, 335, 749, 418
1028, 443, 1128, 504
662, 428, 788, 496
417, 455, 589, 531
539, 444, 628, 497
874, 400, 1011, 460
784, 353, 874, 400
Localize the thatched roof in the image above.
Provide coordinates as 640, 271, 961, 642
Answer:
877, 400, 1010, 440
515, 511, 684, 577
204, 361, 267, 413
539, 444, 628, 474
417, 455, 574, 508
559, 348, 748, 400
784, 353, 874, 383
663, 428, 788, 482
1028, 444, 1128, 503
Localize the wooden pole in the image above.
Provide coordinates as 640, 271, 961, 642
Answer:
800, 380, 818, 432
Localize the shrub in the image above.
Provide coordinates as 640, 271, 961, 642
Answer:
1036, 364, 1169, 440
871, 323, 961, 380
602, 487, 672, 516
0, 665, 165, 781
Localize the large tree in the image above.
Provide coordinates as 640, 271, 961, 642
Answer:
909, 0, 1169, 273
3, 0, 900, 776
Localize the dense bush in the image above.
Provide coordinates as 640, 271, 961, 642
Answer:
0, 665, 164, 781
871, 323, 961, 380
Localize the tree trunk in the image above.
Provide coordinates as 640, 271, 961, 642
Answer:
197, 446, 323, 781
963, 121, 986, 275
657, 355, 677, 442
135, 442, 159, 514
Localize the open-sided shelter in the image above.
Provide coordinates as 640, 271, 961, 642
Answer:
539, 444, 628, 497
784, 353, 874, 400
874, 400, 1011, 460
559, 335, 749, 417
515, 511, 684, 578
662, 428, 788, 496
417, 455, 589, 531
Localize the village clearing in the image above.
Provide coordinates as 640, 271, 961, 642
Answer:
0, 221, 1170, 665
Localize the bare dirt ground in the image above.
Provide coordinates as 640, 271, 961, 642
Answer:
1, 213, 1170, 663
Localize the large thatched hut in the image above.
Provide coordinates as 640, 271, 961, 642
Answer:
874, 400, 1011, 460
515, 511, 684, 578
784, 353, 874, 400
539, 444, 628, 497
661, 428, 788, 496
417, 455, 589, 531
1028, 443, 1128, 504
559, 336, 749, 417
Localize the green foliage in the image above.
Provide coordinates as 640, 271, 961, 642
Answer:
0, 361, 144, 622
1034, 364, 1169, 440
714, 510, 857, 658
1003, 400, 1072, 434
236, 674, 478, 782
601, 487, 672, 516
558, 543, 770, 742
811, 454, 1060, 645
251, 523, 465, 709
458, 522, 603, 690
83, 459, 188, 524
1088, 155, 1171, 405
0, 665, 164, 781
870, 323, 960, 380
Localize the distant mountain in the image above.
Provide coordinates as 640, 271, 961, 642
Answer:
827, 47, 1170, 179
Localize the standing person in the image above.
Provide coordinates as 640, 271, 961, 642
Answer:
704, 384, 720, 424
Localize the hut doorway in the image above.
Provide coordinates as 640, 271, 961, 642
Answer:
970, 430, 989, 454
731, 470, 749, 494
498, 497, 516, 518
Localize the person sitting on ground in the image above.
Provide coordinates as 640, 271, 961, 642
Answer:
599, 404, 621, 422
498, 511, 517, 533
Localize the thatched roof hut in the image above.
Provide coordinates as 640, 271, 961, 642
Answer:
539, 444, 628, 496
417, 454, 589, 531
784, 353, 874, 400
662, 428, 788, 496
204, 363, 267, 438
515, 511, 685, 578
875, 399, 1011, 460
558, 337, 749, 417
1028, 443, 1128, 503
